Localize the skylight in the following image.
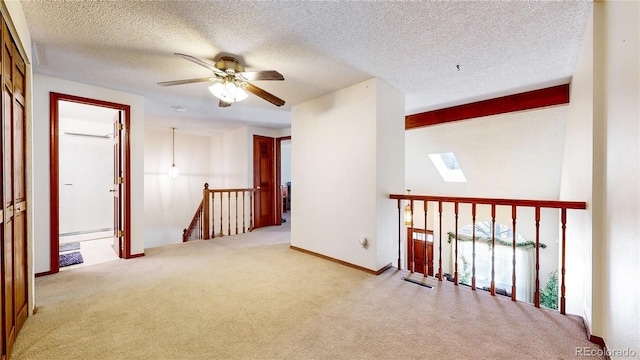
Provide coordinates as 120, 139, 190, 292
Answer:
428, 152, 467, 182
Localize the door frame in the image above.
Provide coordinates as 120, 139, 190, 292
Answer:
48, 92, 132, 274
275, 136, 291, 225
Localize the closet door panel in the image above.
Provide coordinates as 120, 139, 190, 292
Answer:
1, 18, 28, 357
12, 47, 27, 331
1, 20, 16, 356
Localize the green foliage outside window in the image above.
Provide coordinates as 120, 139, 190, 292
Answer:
541, 270, 558, 310
460, 256, 471, 284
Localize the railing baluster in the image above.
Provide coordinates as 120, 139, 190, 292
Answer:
471, 203, 476, 290
184, 186, 258, 242
235, 191, 239, 235
220, 191, 223, 237
388, 193, 586, 313
242, 191, 246, 233
511, 205, 517, 301
227, 191, 231, 236
397, 199, 401, 270
423, 200, 428, 276
438, 201, 443, 281
249, 190, 254, 231
203, 183, 210, 240
560, 208, 567, 315
454, 202, 459, 285
410, 199, 415, 273
535, 206, 541, 307
491, 204, 496, 296
211, 192, 215, 238
183, 198, 204, 242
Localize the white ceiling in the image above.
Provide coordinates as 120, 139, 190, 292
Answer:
20, 1, 592, 134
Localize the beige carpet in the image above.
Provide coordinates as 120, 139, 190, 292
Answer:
13, 224, 601, 360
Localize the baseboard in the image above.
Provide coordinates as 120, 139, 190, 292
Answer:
127, 252, 145, 259
583, 317, 610, 360
289, 245, 391, 275
35, 270, 55, 277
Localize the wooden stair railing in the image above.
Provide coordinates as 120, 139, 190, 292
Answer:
390, 193, 586, 315
183, 199, 204, 242
183, 183, 258, 242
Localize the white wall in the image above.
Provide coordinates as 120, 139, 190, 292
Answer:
218, 127, 251, 188
209, 133, 224, 188
217, 125, 281, 189
560, 6, 594, 323
593, 1, 640, 353
406, 107, 567, 200
291, 78, 404, 271
33, 74, 145, 273
59, 118, 113, 234
375, 80, 405, 269
143, 129, 212, 248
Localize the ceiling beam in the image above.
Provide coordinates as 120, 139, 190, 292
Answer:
405, 83, 570, 130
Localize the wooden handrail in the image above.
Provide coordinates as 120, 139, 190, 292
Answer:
202, 183, 258, 240
184, 183, 259, 242
390, 194, 586, 210
391, 193, 587, 315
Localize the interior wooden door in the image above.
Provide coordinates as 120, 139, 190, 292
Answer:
112, 112, 123, 257
253, 135, 276, 228
1, 19, 28, 359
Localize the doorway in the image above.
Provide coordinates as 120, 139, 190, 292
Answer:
49, 93, 132, 274
276, 136, 291, 225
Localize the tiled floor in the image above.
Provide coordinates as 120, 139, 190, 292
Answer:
59, 237, 120, 271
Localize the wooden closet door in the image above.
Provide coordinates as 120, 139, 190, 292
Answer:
1, 19, 28, 359
0, 24, 4, 358
11, 28, 28, 335
2, 20, 16, 357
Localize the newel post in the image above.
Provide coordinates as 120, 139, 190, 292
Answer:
203, 183, 210, 240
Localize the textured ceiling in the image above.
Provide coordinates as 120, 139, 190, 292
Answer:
20, 1, 592, 133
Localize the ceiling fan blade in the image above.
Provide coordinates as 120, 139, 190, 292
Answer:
219, 100, 232, 108
240, 70, 284, 81
174, 53, 227, 77
157, 78, 212, 86
245, 83, 286, 107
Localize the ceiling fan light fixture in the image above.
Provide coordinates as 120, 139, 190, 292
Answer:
159, 53, 284, 107
208, 80, 248, 103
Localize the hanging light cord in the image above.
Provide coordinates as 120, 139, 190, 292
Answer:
172, 127, 176, 166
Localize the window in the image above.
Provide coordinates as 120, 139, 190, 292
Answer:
451, 222, 536, 303
428, 152, 466, 182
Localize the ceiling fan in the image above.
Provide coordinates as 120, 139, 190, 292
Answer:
158, 53, 285, 108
